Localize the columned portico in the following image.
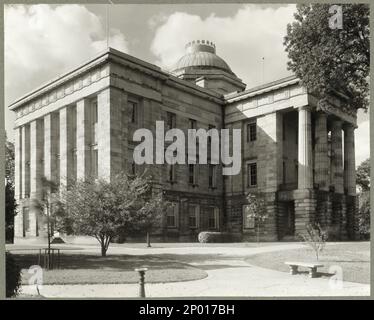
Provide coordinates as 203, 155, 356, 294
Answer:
76, 99, 92, 180
29, 119, 44, 236
331, 119, 344, 194
343, 124, 356, 196
314, 112, 329, 191
60, 106, 76, 188
294, 106, 315, 235
44, 112, 60, 186
297, 106, 313, 189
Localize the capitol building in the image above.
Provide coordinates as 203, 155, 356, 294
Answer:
10, 40, 358, 242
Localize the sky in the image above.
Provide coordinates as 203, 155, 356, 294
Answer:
4, 3, 370, 166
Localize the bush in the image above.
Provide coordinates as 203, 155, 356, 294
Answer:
198, 231, 235, 243
6, 252, 21, 298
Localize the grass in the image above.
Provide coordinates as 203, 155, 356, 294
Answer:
245, 242, 370, 284
14, 253, 208, 285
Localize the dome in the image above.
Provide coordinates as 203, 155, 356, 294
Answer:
173, 40, 233, 74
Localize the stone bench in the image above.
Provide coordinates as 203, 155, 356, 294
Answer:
285, 261, 324, 278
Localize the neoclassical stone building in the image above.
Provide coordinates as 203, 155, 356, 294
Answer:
10, 41, 357, 242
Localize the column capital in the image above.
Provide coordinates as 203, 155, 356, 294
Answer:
297, 105, 311, 111
331, 118, 343, 128
342, 122, 356, 131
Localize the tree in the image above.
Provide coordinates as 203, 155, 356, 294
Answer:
284, 4, 369, 111
131, 190, 168, 247
356, 158, 370, 192
5, 133, 16, 243
246, 192, 268, 242
30, 177, 61, 269
299, 222, 328, 261
61, 173, 167, 257
357, 191, 370, 239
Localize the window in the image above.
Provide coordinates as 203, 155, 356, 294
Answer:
189, 164, 198, 185
166, 112, 176, 130
23, 207, 30, 237
248, 163, 257, 187
283, 161, 286, 184
209, 165, 217, 188
92, 100, 98, 144
91, 149, 98, 179
129, 101, 138, 124
188, 204, 199, 228
243, 205, 255, 229
189, 119, 197, 129
247, 121, 257, 142
168, 164, 176, 182
166, 203, 179, 228
207, 207, 219, 229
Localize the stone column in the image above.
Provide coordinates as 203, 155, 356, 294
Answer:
314, 112, 329, 190
60, 106, 75, 188
331, 119, 344, 194
44, 113, 60, 185
76, 99, 91, 180
97, 88, 123, 180
30, 119, 44, 236
21, 125, 30, 199
297, 106, 313, 189
343, 123, 356, 195
14, 127, 23, 237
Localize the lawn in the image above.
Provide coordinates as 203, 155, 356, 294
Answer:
14, 253, 208, 285
245, 242, 370, 284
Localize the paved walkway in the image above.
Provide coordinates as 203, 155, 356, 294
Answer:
20, 243, 370, 298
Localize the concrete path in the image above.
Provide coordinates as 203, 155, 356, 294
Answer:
19, 243, 370, 298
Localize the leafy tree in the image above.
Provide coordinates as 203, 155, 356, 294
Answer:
356, 158, 370, 192
284, 4, 369, 111
299, 222, 328, 261
357, 191, 370, 239
61, 173, 167, 256
5, 133, 16, 243
246, 192, 268, 242
30, 177, 62, 269
6, 252, 21, 298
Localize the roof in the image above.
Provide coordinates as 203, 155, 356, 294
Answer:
172, 40, 233, 75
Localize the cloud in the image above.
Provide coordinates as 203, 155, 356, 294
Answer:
355, 120, 370, 167
5, 4, 129, 105
150, 4, 296, 87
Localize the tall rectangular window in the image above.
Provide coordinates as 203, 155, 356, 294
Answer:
168, 164, 175, 182
92, 99, 98, 145
166, 203, 179, 228
206, 207, 219, 229
22, 207, 30, 237
248, 163, 257, 187
189, 164, 197, 185
209, 164, 217, 188
247, 121, 257, 142
166, 112, 176, 130
91, 149, 98, 179
189, 119, 197, 129
188, 204, 199, 228
129, 101, 138, 124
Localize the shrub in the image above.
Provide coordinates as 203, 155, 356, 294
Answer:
198, 231, 235, 243
6, 252, 21, 298
298, 222, 328, 261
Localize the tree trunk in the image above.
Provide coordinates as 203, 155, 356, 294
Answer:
101, 246, 107, 257
146, 232, 151, 248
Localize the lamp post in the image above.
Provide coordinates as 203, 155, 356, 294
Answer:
135, 268, 148, 298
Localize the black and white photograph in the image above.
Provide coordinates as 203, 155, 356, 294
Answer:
2, 2, 371, 302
